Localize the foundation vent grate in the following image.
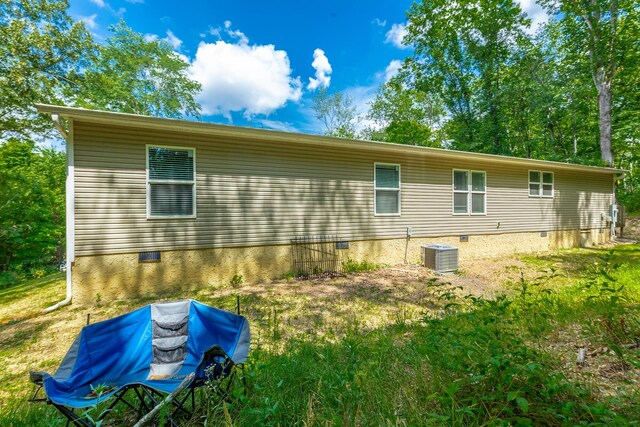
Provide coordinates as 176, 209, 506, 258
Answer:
139, 251, 161, 262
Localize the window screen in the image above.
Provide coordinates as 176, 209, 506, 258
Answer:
453, 170, 486, 214
147, 146, 195, 217
529, 171, 553, 198
375, 164, 400, 215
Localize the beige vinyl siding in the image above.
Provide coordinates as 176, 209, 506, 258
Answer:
73, 121, 614, 256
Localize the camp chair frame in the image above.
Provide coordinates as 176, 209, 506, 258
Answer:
30, 350, 242, 427
28, 299, 250, 427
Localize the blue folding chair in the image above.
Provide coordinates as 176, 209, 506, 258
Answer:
29, 300, 250, 426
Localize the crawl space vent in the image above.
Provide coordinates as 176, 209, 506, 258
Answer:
422, 244, 458, 273
139, 251, 161, 262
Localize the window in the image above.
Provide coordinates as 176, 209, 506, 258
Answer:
453, 169, 486, 215
529, 171, 553, 198
374, 163, 400, 215
147, 145, 196, 218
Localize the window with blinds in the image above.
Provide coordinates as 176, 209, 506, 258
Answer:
147, 146, 196, 218
453, 169, 486, 215
529, 171, 554, 198
374, 163, 401, 215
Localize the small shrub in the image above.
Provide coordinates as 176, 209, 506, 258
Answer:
230, 274, 244, 287
342, 258, 379, 273
29, 268, 47, 279
0, 270, 19, 289
276, 271, 296, 281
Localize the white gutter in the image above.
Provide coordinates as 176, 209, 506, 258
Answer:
44, 115, 74, 313
35, 103, 625, 176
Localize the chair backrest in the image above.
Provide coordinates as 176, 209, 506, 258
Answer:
149, 300, 191, 380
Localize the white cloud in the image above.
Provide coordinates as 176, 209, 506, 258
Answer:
307, 48, 332, 90
79, 14, 98, 30
208, 26, 221, 38
228, 29, 248, 45
189, 40, 302, 118
384, 59, 402, 82
518, 0, 549, 34
372, 18, 387, 27
90, 0, 106, 7
257, 119, 299, 132
165, 30, 182, 49
385, 23, 409, 49
143, 33, 158, 42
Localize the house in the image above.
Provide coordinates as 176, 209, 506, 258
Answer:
37, 104, 624, 303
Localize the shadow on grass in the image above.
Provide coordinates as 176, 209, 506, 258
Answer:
0, 273, 65, 304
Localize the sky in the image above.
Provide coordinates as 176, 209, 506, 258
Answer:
69, 0, 549, 135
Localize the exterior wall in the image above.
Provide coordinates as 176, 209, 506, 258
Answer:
72, 121, 615, 258
71, 228, 610, 303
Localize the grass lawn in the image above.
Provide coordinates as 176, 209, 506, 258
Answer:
1, 244, 639, 426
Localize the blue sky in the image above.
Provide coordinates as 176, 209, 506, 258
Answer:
69, 0, 548, 134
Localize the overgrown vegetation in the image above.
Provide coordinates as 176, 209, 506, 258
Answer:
0, 141, 65, 282
341, 258, 380, 273
1, 245, 639, 425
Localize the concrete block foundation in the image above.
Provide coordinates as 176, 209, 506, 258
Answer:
71, 228, 610, 303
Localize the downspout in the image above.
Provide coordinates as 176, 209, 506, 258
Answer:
610, 172, 626, 240
44, 114, 74, 313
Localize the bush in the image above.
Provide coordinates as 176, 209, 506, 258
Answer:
342, 258, 380, 273
0, 270, 19, 289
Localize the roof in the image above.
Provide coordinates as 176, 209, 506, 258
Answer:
36, 104, 625, 176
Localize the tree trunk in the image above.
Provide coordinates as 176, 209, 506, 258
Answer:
596, 70, 614, 167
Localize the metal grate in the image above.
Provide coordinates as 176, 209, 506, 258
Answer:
291, 235, 345, 278
139, 251, 161, 262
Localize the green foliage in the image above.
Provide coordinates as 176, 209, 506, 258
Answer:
366, 76, 444, 147
80, 20, 201, 119
230, 274, 244, 287
0, 140, 65, 274
341, 258, 379, 273
312, 87, 359, 138
0, 0, 96, 141
405, 0, 529, 155
368, 0, 639, 188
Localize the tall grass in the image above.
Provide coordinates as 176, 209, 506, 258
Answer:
4, 245, 640, 426
197, 247, 640, 426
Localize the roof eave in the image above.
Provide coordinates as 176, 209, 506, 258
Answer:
35, 103, 625, 175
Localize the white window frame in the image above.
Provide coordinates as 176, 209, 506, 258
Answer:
528, 170, 554, 198
452, 169, 487, 216
374, 163, 401, 216
146, 144, 197, 219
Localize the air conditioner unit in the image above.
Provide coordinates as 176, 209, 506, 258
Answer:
422, 244, 458, 273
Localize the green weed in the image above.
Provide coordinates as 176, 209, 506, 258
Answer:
342, 258, 380, 273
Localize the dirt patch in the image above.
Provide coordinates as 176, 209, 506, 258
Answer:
545, 325, 640, 402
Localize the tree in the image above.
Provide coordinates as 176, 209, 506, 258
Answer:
367, 76, 444, 147
0, 0, 95, 141
80, 20, 201, 119
540, 0, 639, 166
312, 87, 359, 138
0, 2, 204, 280
404, 0, 530, 155
0, 140, 65, 272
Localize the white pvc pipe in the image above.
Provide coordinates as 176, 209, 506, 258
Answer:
44, 114, 73, 313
